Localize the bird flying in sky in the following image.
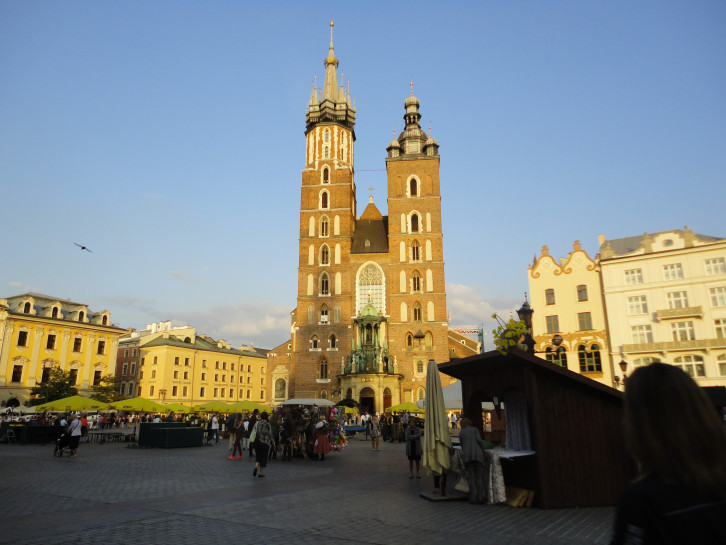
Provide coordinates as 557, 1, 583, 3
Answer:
74, 243, 93, 253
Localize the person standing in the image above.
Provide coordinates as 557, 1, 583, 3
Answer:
67, 415, 82, 458
459, 417, 486, 504
225, 413, 236, 451
229, 414, 244, 460
313, 417, 331, 461
252, 412, 273, 478
247, 409, 259, 456
211, 414, 220, 444
450, 412, 458, 430
405, 418, 422, 478
610, 363, 726, 545
369, 416, 381, 451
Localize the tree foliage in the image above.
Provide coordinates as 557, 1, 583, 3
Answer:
28, 367, 78, 406
91, 374, 123, 403
491, 314, 529, 355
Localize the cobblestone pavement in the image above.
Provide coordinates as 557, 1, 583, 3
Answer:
0, 433, 615, 545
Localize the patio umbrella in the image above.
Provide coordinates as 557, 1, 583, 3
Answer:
228, 400, 272, 413
35, 395, 109, 412
281, 398, 335, 406
191, 400, 233, 413
108, 397, 166, 413
163, 402, 191, 414
423, 359, 451, 477
388, 402, 425, 414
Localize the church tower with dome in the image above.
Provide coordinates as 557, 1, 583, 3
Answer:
267, 23, 475, 413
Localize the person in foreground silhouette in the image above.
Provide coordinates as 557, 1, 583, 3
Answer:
610, 362, 726, 544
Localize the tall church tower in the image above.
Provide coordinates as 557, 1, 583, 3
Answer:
274, 24, 460, 410
291, 22, 357, 398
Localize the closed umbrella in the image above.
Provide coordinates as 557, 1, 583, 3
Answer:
35, 395, 109, 412
423, 359, 451, 482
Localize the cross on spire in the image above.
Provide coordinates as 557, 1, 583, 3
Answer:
368, 185, 374, 203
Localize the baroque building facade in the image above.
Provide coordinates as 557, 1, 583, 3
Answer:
0, 293, 126, 406
528, 241, 613, 386
267, 25, 476, 414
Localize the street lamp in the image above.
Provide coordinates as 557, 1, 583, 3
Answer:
516, 295, 535, 353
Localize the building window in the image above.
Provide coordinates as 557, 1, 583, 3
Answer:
409, 178, 418, 197
320, 217, 329, 237
662, 263, 683, 280
46, 334, 56, 350
627, 296, 648, 315
545, 315, 560, 333
320, 273, 330, 295
625, 269, 643, 285
667, 291, 688, 309
715, 319, 726, 339
413, 303, 422, 323
576, 285, 588, 302
320, 191, 329, 209
416, 360, 424, 373
172, 386, 178, 396
41, 367, 51, 383
631, 325, 653, 344
311, 336, 319, 349
185, 358, 190, 366
124, 349, 129, 358
545, 289, 555, 305
412, 271, 421, 293
97, 341, 106, 355
151, 370, 156, 379
321, 244, 330, 265
200, 387, 205, 397
174, 357, 180, 365
132, 348, 137, 356
705, 257, 726, 275
632, 357, 660, 368
411, 240, 420, 262
673, 355, 705, 377
73, 338, 82, 352
68, 369, 78, 386
425, 332, 433, 350
322, 167, 330, 184
247, 389, 251, 399
545, 346, 567, 368
201, 359, 206, 368
122, 362, 128, 375
173, 371, 179, 379
130, 363, 135, 374
406, 334, 413, 350
93, 371, 102, 386
17, 331, 28, 347
11, 365, 23, 382
578, 344, 602, 372
78, 311, 84, 322
320, 359, 328, 379
184, 371, 189, 380
52, 307, 59, 318
671, 321, 695, 342
334, 305, 341, 324
411, 214, 420, 233
577, 312, 593, 330
718, 354, 726, 376
710, 287, 726, 307
330, 334, 337, 348
120, 383, 125, 396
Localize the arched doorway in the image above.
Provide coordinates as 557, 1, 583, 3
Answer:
359, 387, 375, 415
383, 388, 392, 411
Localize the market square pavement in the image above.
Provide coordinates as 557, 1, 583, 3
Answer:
0, 432, 615, 545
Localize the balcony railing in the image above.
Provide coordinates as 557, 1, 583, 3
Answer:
623, 337, 726, 354
655, 306, 703, 320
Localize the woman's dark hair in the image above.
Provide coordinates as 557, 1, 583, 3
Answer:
624, 362, 726, 499
260, 411, 269, 420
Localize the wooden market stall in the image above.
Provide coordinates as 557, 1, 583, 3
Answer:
438, 348, 634, 508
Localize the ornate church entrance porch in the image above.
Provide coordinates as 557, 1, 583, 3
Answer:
359, 387, 375, 415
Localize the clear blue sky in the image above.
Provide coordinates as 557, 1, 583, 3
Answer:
2, 2, 725, 350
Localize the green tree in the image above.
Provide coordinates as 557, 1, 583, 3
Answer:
91, 374, 122, 403
491, 314, 529, 355
28, 367, 78, 406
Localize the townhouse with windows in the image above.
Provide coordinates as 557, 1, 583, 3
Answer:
0, 293, 126, 406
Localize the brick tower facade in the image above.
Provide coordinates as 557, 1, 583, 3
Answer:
268, 23, 465, 413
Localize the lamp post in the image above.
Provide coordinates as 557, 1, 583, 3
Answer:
516, 295, 535, 353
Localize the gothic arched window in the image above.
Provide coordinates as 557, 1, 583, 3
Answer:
320, 358, 328, 379
320, 273, 330, 295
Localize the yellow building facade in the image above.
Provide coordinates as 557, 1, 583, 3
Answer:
122, 325, 268, 408
528, 241, 614, 387
0, 293, 126, 406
